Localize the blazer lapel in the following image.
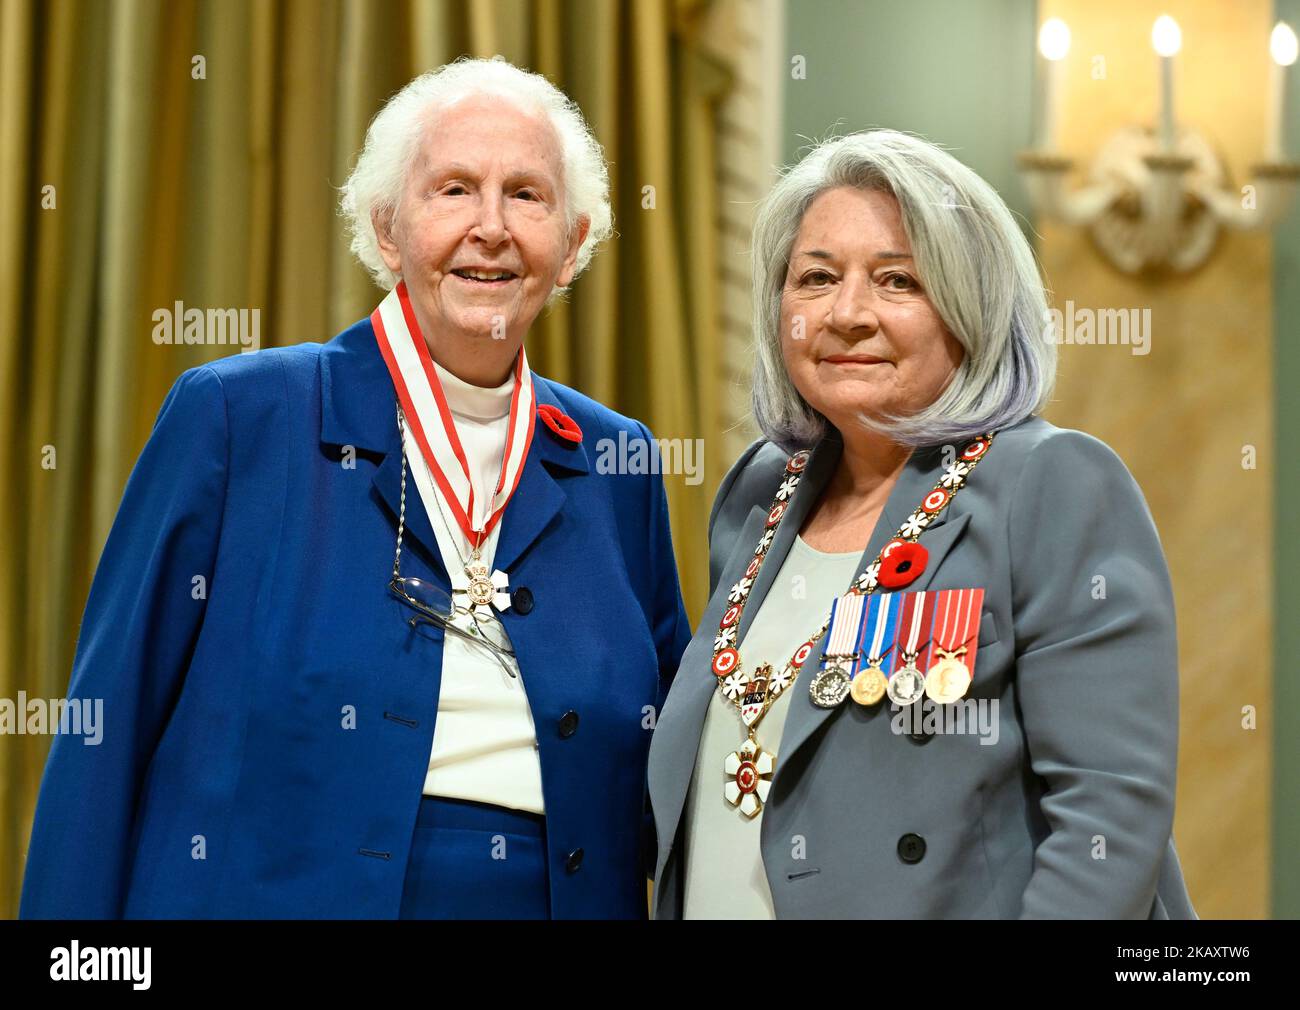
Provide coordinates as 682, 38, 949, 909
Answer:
650, 500, 770, 880
652, 434, 974, 884
737, 434, 959, 646
492, 376, 588, 574
737, 434, 841, 642
652, 436, 841, 861
318, 320, 589, 582
371, 432, 446, 580
319, 316, 448, 580
772, 441, 972, 776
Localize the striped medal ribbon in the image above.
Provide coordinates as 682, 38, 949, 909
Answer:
371, 281, 535, 607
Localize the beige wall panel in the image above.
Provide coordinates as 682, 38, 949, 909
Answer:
1040, 0, 1273, 918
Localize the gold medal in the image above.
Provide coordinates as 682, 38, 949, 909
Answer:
924, 652, 971, 703
851, 663, 888, 705
924, 590, 982, 703
464, 558, 496, 607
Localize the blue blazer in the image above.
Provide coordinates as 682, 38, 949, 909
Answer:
19, 317, 691, 919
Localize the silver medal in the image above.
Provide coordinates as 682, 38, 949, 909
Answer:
809, 662, 852, 708
886, 662, 926, 706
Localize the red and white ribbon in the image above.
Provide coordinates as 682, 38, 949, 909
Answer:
371, 281, 536, 545
933, 588, 984, 667
898, 590, 932, 659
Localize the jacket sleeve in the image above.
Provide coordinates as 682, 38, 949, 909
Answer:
1008, 429, 1179, 918
19, 365, 229, 918
638, 421, 692, 883
641, 423, 692, 695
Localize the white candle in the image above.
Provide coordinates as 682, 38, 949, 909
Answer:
1037, 18, 1071, 152
1152, 15, 1182, 152
1268, 22, 1298, 162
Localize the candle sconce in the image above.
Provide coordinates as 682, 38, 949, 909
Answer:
1018, 17, 1300, 275
1019, 126, 1300, 274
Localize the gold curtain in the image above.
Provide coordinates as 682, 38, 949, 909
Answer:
0, 0, 732, 917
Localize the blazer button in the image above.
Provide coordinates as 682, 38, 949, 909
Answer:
897, 833, 927, 864
558, 710, 579, 738
512, 587, 534, 614
908, 728, 934, 745
565, 847, 584, 873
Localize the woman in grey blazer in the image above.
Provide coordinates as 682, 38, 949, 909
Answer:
647, 129, 1197, 919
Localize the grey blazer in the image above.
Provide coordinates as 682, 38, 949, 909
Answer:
647, 415, 1197, 919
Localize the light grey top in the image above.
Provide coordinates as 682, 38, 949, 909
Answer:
682, 534, 863, 919
648, 416, 1198, 919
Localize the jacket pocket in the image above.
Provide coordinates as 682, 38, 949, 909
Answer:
978, 609, 1000, 648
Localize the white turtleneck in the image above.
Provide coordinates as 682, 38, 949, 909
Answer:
402, 354, 545, 815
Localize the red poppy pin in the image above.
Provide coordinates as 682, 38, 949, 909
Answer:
537, 403, 582, 444
877, 541, 928, 589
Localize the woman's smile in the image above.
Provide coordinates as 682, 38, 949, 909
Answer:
822, 353, 888, 367
450, 265, 520, 287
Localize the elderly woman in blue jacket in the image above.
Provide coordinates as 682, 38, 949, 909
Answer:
21, 57, 690, 920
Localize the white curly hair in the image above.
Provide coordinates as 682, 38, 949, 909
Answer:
339, 56, 613, 294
